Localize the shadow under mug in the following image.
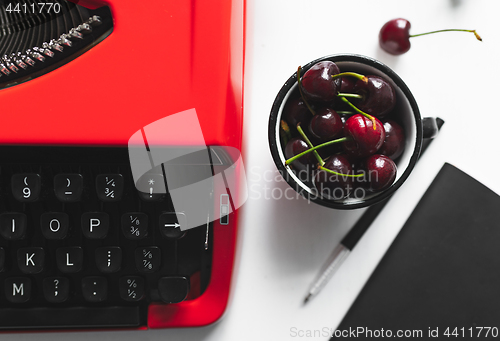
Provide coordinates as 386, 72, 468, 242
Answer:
268, 54, 438, 210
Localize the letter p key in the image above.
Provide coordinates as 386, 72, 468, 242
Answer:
81, 212, 109, 239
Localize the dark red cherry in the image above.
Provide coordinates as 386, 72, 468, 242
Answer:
284, 137, 317, 172
313, 154, 353, 199
282, 97, 312, 128
300, 61, 340, 103
317, 143, 343, 159
343, 114, 385, 158
352, 75, 396, 118
365, 154, 397, 192
308, 108, 342, 142
335, 78, 357, 111
340, 77, 355, 93
379, 18, 411, 55
317, 115, 347, 158
379, 119, 405, 160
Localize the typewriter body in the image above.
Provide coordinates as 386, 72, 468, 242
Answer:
0, 0, 245, 330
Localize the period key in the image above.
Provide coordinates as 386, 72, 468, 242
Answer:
82, 277, 107, 302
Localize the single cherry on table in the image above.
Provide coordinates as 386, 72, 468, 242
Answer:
379, 18, 482, 55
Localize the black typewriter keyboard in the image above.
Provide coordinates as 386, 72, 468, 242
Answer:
0, 145, 213, 330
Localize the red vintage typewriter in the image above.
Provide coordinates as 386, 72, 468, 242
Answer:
0, 0, 245, 330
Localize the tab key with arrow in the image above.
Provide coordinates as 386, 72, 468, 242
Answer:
159, 212, 187, 239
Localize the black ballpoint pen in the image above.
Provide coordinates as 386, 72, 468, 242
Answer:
304, 118, 444, 303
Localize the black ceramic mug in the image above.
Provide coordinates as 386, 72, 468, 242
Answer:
268, 54, 438, 209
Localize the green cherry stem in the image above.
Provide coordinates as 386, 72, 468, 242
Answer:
337, 93, 363, 99
318, 166, 365, 178
285, 136, 347, 166
410, 29, 482, 41
331, 72, 368, 82
340, 96, 377, 130
336, 110, 355, 115
296, 124, 324, 166
297, 66, 316, 116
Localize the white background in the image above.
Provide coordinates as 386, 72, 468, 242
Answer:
7, 0, 500, 340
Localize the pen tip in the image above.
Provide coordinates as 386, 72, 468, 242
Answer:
303, 294, 312, 304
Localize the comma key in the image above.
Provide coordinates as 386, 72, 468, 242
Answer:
43, 277, 69, 303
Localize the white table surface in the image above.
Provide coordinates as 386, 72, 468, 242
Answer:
6, 0, 500, 340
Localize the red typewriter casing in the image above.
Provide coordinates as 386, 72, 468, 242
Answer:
0, 0, 245, 329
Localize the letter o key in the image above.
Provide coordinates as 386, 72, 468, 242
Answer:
50, 219, 60, 232
40, 213, 69, 240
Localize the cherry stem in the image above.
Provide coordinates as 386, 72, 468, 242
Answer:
331, 72, 368, 83
296, 124, 324, 166
280, 120, 292, 146
336, 110, 355, 115
340, 97, 377, 130
318, 166, 365, 178
410, 29, 482, 42
337, 93, 363, 99
297, 66, 316, 115
285, 136, 347, 166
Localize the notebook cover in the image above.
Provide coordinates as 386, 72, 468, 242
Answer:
333, 163, 500, 339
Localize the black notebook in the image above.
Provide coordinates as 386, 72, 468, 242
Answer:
332, 163, 500, 340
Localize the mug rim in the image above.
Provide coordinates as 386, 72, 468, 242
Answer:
268, 53, 423, 209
